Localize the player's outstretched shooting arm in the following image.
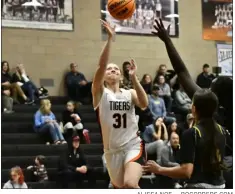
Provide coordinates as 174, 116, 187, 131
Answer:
92, 20, 115, 108
129, 59, 149, 109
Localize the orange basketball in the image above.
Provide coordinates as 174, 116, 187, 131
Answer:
107, 0, 136, 20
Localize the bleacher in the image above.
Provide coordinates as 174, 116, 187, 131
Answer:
1, 97, 108, 188
1, 96, 156, 189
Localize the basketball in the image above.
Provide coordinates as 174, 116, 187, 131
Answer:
107, 0, 136, 20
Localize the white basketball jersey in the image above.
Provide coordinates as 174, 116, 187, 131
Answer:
95, 88, 139, 150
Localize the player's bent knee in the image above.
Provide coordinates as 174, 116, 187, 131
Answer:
123, 179, 139, 189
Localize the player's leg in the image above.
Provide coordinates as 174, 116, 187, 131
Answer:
123, 161, 142, 188
104, 152, 124, 188
123, 142, 146, 188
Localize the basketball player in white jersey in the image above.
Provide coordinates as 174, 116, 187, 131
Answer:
136, 4, 144, 29
155, 0, 162, 19
128, 10, 136, 28
92, 20, 148, 188
215, 5, 219, 17
145, 7, 154, 29
143, 5, 148, 19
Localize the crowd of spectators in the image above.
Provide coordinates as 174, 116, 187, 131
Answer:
1, 61, 49, 113
2, 60, 228, 189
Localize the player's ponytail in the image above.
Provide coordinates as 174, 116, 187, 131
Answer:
193, 89, 226, 174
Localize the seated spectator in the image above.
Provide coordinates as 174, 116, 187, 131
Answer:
3, 166, 28, 189
11, 64, 42, 104
1, 61, 28, 104
142, 117, 168, 164
58, 136, 92, 188
196, 64, 215, 89
120, 61, 133, 89
155, 75, 172, 112
135, 106, 153, 135
175, 85, 192, 114
153, 64, 177, 87
34, 99, 67, 145
62, 101, 86, 143
148, 85, 176, 124
65, 63, 92, 104
167, 121, 179, 137
185, 113, 194, 129
2, 89, 14, 114
26, 155, 48, 182
140, 74, 152, 94
160, 132, 182, 189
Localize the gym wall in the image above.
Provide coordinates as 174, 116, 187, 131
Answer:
2, 0, 218, 96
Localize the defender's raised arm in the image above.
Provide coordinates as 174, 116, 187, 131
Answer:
152, 18, 200, 99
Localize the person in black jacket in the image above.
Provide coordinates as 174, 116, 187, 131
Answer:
1, 61, 28, 104
11, 64, 41, 104
65, 63, 92, 104
196, 64, 215, 89
57, 136, 92, 188
62, 101, 85, 143
140, 74, 152, 95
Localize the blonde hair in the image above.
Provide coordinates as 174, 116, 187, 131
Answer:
15, 64, 25, 81
15, 65, 22, 81
40, 99, 51, 115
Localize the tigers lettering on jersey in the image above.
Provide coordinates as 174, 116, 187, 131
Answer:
109, 101, 131, 111
97, 88, 139, 149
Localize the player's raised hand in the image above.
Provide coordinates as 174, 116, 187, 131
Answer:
100, 19, 116, 38
152, 17, 171, 42
128, 59, 137, 76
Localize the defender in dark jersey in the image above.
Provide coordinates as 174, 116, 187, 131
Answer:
143, 89, 226, 188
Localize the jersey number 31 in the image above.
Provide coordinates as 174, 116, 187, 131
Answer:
113, 113, 127, 128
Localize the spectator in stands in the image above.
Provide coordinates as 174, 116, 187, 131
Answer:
65, 63, 92, 104
160, 132, 182, 189
34, 99, 67, 145
167, 121, 179, 137
174, 85, 192, 115
153, 64, 168, 83
3, 166, 28, 189
143, 117, 168, 164
155, 75, 172, 112
140, 74, 152, 94
62, 101, 85, 143
148, 85, 176, 124
1, 61, 28, 104
58, 136, 90, 188
26, 155, 48, 182
2, 89, 14, 114
135, 106, 153, 135
185, 113, 194, 129
161, 132, 180, 167
11, 64, 42, 105
153, 64, 177, 87
196, 64, 215, 89
121, 61, 133, 89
